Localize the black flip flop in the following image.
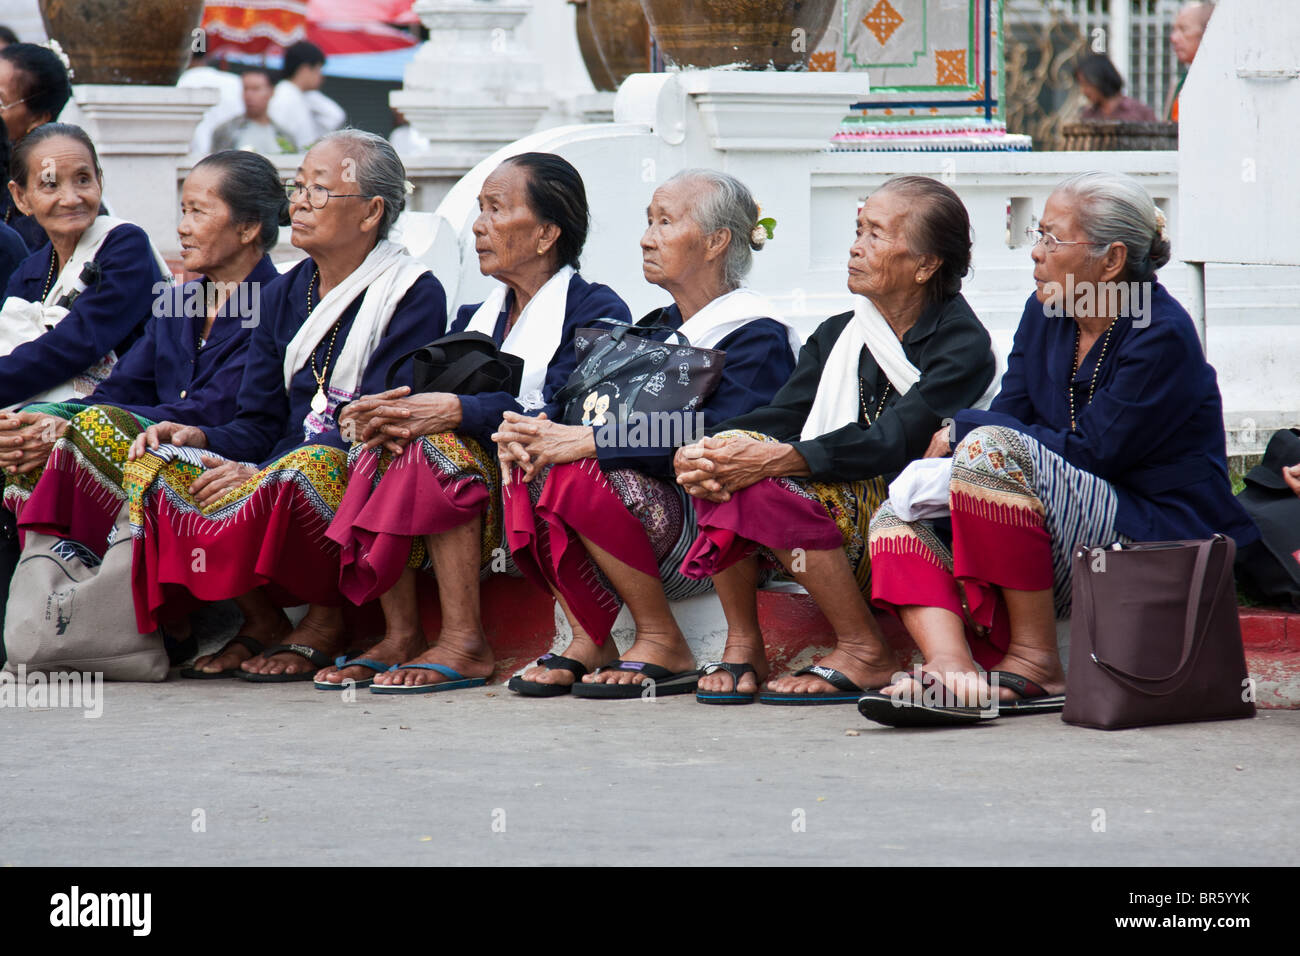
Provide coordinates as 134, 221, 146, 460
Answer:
179, 635, 265, 680
858, 672, 999, 727
695, 661, 759, 705
507, 653, 589, 697
571, 660, 699, 699
237, 642, 335, 683
989, 670, 1066, 714
758, 665, 866, 705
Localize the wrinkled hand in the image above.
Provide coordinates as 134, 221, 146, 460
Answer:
1284, 463, 1300, 498
491, 411, 595, 483
675, 434, 774, 503
0, 411, 68, 475
188, 455, 259, 510
923, 423, 954, 459
128, 420, 209, 461
343, 388, 462, 454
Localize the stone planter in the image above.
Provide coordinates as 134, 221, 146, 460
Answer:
588, 0, 651, 87
39, 0, 206, 85
569, 0, 618, 92
639, 0, 836, 71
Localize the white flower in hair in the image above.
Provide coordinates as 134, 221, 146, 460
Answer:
403, 179, 415, 195
750, 223, 767, 248
43, 38, 74, 78
1153, 207, 1169, 241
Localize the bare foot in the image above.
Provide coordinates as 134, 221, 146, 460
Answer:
192, 613, 292, 676
517, 632, 618, 689
370, 628, 495, 689
241, 606, 345, 677
696, 632, 768, 695
878, 654, 993, 708
988, 647, 1065, 702
580, 627, 695, 687
312, 630, 427, 686
764, 639, 896, 695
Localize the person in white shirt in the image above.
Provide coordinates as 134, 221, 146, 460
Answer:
268, 41, 346, 150
177, 50, 244, 156
211, 69, 297, 154
388, 107, 430, 155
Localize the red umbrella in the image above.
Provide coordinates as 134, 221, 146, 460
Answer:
200, 0, 417, 59
201, 2, 308, 57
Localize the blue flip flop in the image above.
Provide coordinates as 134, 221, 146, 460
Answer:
314, 654, 395, 690
368, 662, 488, 695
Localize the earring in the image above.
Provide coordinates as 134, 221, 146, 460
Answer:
537, 246, 545, 255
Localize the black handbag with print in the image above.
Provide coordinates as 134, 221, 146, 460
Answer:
385, 331, 524, 396
553, 314, 726, 438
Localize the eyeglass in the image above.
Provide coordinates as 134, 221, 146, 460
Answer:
0, 94, 30, 112
1025, 226, 1108, 253
285, 181, 373, 209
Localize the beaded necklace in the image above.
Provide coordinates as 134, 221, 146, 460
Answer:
40, 249, 57, 301
859, 379, 891, 426
1069, 320, 1117, 432
306, 267, 343, 415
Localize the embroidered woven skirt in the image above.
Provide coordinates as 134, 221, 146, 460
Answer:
678, 430, 889, 592
504, 458, 709, 645
868, 424, 1126, 668
326, 432, 502, 605
124, 442, 350, 632
4, 403, 152, 552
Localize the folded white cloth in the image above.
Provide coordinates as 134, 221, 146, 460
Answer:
675, 287, 800, 354
281, 239, 429, 410
887, 456, 955, 521
464, 264, 575, 411
0, 216, 172, 406
801, 294, 921, 441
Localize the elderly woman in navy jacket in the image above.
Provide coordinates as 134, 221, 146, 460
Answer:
315, 152, 631, 692
862, 171, 1258, 724
4, 150, 287, 554
498, 168, 798, 699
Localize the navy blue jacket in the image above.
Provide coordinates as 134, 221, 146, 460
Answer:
67, 255, 277, 426
0, 221, 28, 293
203, 256, 447, 466
0, 223, 164, 407
449, 271, 631, 447
955, 284, 1257, 546
592, 304, 797, 477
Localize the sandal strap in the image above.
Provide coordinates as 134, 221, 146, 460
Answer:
219, 634, 265, 658
793, 665, 862, 693
987, 670, 1046, 700
536, 653, 589, 678
332, 654, 393, 675
700, 661, 756, 690
260, 643, 334, 669
395, 662, 465, 680
591, 659, 695, 681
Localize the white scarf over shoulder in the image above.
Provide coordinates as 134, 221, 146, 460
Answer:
675, 287, 801, 353
281, 239, 429, 406
0, 216, 172, 406
464, 264, 575, 411
800, 294, 1002, 441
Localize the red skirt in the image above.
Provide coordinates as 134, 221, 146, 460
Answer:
124, 443, 350, 632
326, 433, 500, 605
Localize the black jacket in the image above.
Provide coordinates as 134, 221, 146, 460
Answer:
711, 293, 996, 483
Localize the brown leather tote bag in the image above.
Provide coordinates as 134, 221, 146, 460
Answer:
1063, 536, 1256, 730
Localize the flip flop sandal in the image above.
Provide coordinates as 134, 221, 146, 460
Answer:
857, 674, 998, 727
506, 653, 589, 697
988, 670, 1066, 714
237, 642, 335, 683
314, 654, 396, 690
180, 635, 265, 680
369, 662, 488, 695
570, 660, 700, 699
695, 661, 759, 705
758, 665, 867, 705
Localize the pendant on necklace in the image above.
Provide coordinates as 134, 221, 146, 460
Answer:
311, 387, 328, 415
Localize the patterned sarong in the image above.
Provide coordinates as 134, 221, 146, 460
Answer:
326, 431, 502, 605
869, 424, 1127, 667
125, 442, 349, 632
678, 430, 890, 592
4, 403, 152, 552
504, 458, 710, 645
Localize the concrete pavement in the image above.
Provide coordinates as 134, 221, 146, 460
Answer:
5, 679, 1297, 866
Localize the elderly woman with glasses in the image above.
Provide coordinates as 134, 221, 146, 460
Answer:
859, 171, 1258, 725
125, 130, 447, 681
500, 168, 799, 699
0, 42, 74, 250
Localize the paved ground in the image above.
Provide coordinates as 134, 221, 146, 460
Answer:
5, 677, 1297, 866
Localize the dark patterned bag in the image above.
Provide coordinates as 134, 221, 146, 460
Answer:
553, 317, 726, 437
